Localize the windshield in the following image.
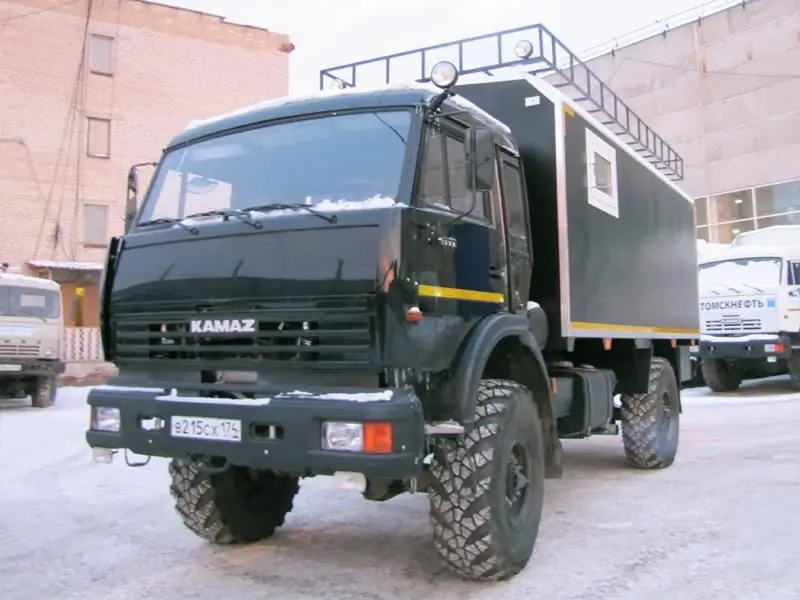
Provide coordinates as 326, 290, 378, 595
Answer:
699, 257, 783, 289
0, 285, 61, 319
138, 109, 412, 223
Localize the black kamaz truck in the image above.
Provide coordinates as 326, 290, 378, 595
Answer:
86, 25, 699, 582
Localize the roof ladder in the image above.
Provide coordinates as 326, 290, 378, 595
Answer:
320, 23, 684, 182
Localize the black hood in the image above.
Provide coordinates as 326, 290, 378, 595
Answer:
110, 212, 401, 311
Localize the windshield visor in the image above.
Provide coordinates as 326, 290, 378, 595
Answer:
699, 257, 783, 289
137, 109, 412, 223
0, 285, 61, 319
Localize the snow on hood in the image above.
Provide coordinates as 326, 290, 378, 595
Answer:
180, 195, 405, 226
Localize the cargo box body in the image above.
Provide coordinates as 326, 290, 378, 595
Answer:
456, 76, 700, 344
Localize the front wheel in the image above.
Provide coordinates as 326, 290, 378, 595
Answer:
428, 379, 545, 581
31, 375, 57, 408
700, 358, 742, 392
169, 458, 299, 544
619, 357, 680, 470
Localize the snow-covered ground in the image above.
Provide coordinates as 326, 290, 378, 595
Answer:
1, 378, 799, 600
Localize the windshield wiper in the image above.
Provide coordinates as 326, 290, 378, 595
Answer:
740, 283, 765, 293
243, 203, 337, 224
183, 209, 263, 229
138, 217, 199, 234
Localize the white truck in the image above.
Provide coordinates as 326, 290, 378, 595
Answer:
0, 265, 65, 407
696, 243, 800, 391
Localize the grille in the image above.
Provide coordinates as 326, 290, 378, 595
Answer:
112, 295, 375, 369
703, 316, 762, 334
0, 342, 40, 358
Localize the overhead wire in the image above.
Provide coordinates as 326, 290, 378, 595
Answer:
32, 0, 94, 261
0, 0, 82, 24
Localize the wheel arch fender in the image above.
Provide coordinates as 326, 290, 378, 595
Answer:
451, 312, 562, 477
452, 313, 550, 425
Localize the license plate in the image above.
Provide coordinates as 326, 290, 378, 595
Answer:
170, 416, 242, 442
0, 364, 21, 372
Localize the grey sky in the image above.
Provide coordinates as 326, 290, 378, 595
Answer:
158, 0, 740, 94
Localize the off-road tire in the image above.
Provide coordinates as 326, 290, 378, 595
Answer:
789, 352, 800, 391
700, 358, 742, 392
169, 458, 299, 544
31, 375, 57, 408
620, 357, 680, 469
428, 379, 545, 581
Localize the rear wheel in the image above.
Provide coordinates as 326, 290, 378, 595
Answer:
428, 379, 545, 581
619, 357, 680, 469
789, 352, 800, 391
700, 358, 742, 392
31, 375, 57, 408
169, 458, 299, 544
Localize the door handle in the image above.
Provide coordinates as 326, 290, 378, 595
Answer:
489, 265, 505, 279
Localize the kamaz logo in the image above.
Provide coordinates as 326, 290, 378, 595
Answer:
189, 319, 256, 334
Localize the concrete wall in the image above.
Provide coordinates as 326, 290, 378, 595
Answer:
577, 0, 800, 198
0, 0, 291, 269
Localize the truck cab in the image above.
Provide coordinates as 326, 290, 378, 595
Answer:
0, 265, 65, 407
697, 244, 800, 391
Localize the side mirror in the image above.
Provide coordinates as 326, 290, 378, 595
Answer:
125, 166, 139, 233
466, 127, 495, 193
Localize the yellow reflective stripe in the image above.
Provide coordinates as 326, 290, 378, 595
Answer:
418, 285, 505, 304
570, 321, 699, 335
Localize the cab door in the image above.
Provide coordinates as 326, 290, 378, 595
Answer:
787, 259, 800, 331
496, 148, 531, 315
413, 120, 505, 318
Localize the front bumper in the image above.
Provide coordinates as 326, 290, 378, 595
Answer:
85, 385, 426, 479
698, 334, 792, 360
0, 358, 65, 377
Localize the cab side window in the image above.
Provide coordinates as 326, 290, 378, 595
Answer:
420, 125, 489, 221
788, 261, 800, 285
499, 152, 529, 250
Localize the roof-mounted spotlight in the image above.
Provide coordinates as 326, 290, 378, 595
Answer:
514, 39, 534, 60
430, 61, 459, 89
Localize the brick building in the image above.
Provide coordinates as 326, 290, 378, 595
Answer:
0, 0, 290, 359
580, 0, 800, 243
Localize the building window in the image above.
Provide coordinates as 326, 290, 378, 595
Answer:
585, 128, 618, 219
89, 34, 114, 75
705, 218, 755, 244
83, 203, 109, 246
87, 117, 111, 158
710, 189, 754, 223
694, 197, 708, 227
754, 180, 800, 226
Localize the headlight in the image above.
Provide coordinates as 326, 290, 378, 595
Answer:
43, 347, 55, 358
321, 421, 393, 454
322, 422, 363, 452
91, 406, 121, 432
